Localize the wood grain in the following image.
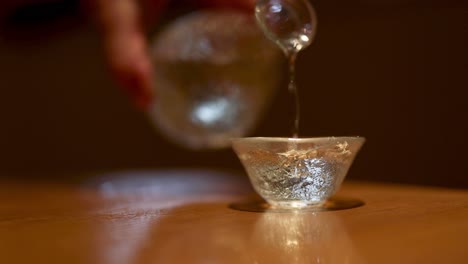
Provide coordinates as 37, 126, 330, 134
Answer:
0, 170, 467, 264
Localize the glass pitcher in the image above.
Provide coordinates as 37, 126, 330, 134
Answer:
148, 10, 282, 149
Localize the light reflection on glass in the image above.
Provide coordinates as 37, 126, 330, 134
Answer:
190, 93, 241, 129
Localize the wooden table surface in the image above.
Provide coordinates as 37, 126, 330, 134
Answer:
1, 170, 467, 264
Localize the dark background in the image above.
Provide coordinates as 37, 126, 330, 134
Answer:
0, 0, 466, 187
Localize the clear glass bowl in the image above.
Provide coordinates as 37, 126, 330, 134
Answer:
232, 137, 365, 208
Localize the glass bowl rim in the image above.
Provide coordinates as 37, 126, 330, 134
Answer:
231, 136, 365, 144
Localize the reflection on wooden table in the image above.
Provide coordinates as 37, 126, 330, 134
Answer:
0, 170, 467, 264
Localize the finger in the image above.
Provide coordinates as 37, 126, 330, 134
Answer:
91, 0, 163, 110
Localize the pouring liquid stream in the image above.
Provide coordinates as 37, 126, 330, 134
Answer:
287, 51, 299, 138
255, 0, 317, 139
